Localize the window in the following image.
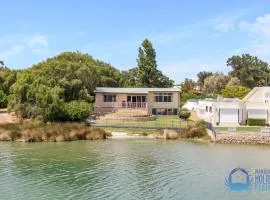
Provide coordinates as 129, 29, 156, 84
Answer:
152, 108, 178, 115
209, 107, 212, 113
154, 92, 173, 102
103, 95, 116, 102
206, 106, 208, 112
127, 95, 147, 102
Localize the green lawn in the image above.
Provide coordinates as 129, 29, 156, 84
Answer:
94, 116, 193, 129
215, 126, 261, 133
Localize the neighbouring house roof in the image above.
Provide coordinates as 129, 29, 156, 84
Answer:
94, 87, 181, 94
242, 87, 259, 102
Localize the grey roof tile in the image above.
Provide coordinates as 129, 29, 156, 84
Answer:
94, 87, 180, 94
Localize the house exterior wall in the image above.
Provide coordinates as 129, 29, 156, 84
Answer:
147, 91, 180, 114
116, 93, 127, 103
243, 87, 270, 124
94, 90, 180, 115
245, 88, 264, 102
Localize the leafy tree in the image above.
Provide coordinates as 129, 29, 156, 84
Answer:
120, 68, 139, 87
0, 90, 7, 108
197, 71, 213, 86
221, 85, 251, 99
204, 73, 229, 94
0, 67, 17, 107
137, 39, 173, 87
227, 54, 270, 88
181, 78, 196, 93
226, 77, 240, 87
9, 52, 122, 121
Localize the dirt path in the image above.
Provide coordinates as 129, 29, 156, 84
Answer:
0, 109, 19, 124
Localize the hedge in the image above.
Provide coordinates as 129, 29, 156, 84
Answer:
178, 109, 191, 120
247, 118, 266, 126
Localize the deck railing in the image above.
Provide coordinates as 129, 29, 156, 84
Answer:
100, 102, 147, 109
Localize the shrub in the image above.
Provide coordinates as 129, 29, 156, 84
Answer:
0, 90, 8, 108
64, 101, 92, 121
178, 109, 191, 120
0, 121, 109, 142
181, 120, 207, 138
247, 118, 266, 126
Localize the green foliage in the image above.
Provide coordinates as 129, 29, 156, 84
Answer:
226, 77, 240, 87
178, 109, 191, 120
247, 118, 266, 126
197, 71, 213, 86
203, 73, 229, 94
227, 54, 270, 88
120, 68, 140, 87
181, 120, 207, 138
137, 39, 174, 87
9, 52, 121, 121
181, 78, 196, 93
221, 85, 251, 99
0, 90, 8, 108
64, 101, 92, 121
0, 67, 17, 108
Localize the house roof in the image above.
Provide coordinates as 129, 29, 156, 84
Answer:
94, 87, 180, 94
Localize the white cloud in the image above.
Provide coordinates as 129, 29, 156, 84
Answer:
0, 45, 25, 58
214, 21, 234, 32
26, 34, 48, 48
0, 34, 50, 60
238, 14, 270, 60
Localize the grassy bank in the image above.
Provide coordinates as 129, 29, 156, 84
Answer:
104, 120, 210, 140
95, 116, 194, 129
0, 121, 109, 142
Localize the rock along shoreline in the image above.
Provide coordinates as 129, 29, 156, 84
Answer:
214, 132, 270, 145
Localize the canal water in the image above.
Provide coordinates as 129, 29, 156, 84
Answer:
0, 139, 270, 200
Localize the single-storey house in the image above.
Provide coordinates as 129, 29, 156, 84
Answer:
187, 87, 270, 126
196, 98, 244, 125
94, 87, 181, 115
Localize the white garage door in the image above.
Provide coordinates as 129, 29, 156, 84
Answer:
248, 109, 267, 119
220, 109, 239, 123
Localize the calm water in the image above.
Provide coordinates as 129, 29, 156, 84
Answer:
0, 139, 270, 200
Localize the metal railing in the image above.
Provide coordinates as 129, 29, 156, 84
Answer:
205, 121, 216, 138
99, 102, 147, 109
90, 118, 193, 130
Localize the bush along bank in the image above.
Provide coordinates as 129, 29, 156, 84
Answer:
180, 120, 209, 139
0, 121, 110, 142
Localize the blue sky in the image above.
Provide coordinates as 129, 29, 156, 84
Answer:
1, 0, 270, 83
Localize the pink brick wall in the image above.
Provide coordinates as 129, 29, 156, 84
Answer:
95, 93, 128, 108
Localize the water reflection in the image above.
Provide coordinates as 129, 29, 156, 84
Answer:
0, 140, 270, 200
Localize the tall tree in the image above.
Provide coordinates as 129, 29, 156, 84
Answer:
9, 51, 122, 121
181, 78, 196, 93
204, 73, 229, 94
197, 71, 213, 86
120, 68, 139, 87
227, 54, 270, 88
137, 39, 173, 87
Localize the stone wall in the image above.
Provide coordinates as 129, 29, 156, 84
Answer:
215, 133, 270, 144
